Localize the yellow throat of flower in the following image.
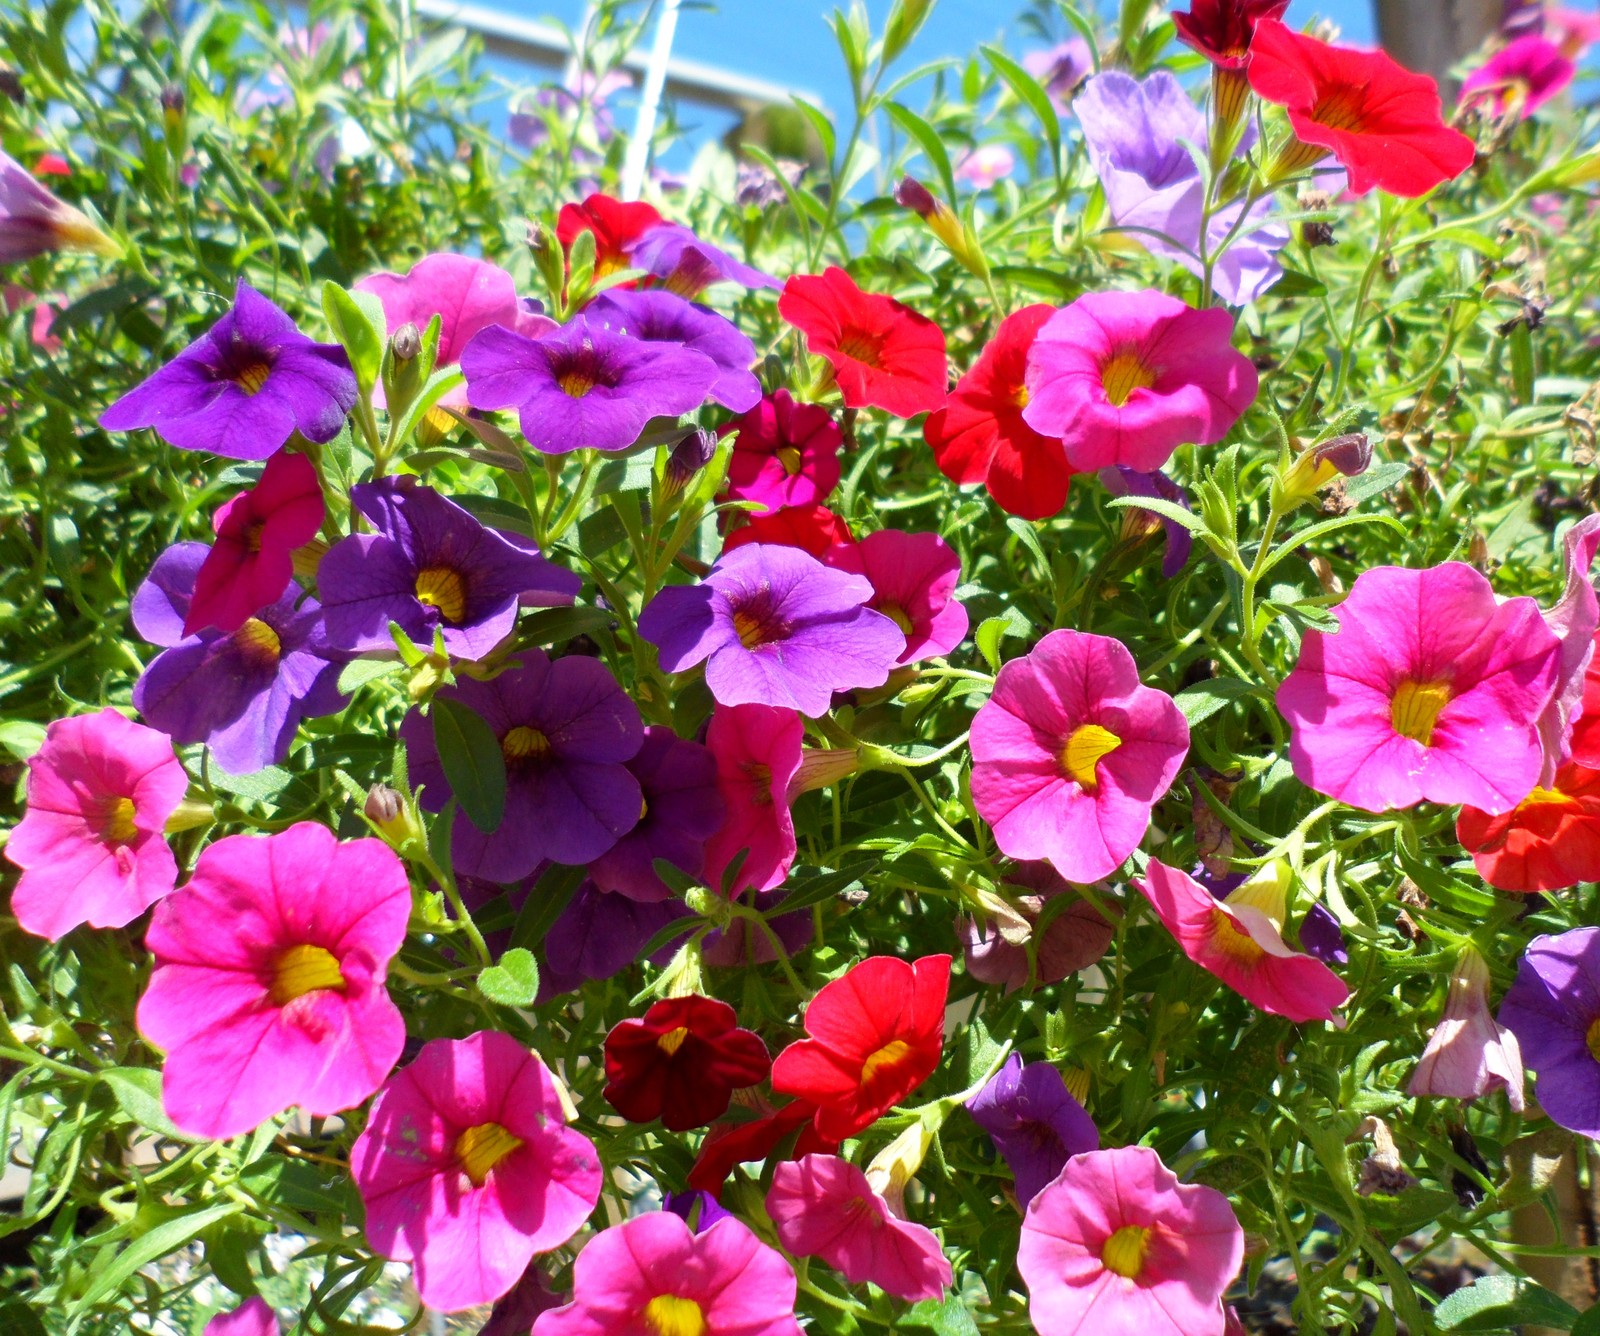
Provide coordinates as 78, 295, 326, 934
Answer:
101, 796, 138, 844
1100, 349, 1157, 407
1208, 908, 1266, 966
1390, 679, 1452, 747
860, 1038, 913, 1084
269, 944, 346, 1006
455, 1121, 524, 1187
415, 565, 467, 625
1101, 1224, 1153, 1280
234, 362, 271, 396
643, 1295, 707, 1336
502, 726, 551, 763
1061, 724, 1122, 791
657, 1026, 691, 1057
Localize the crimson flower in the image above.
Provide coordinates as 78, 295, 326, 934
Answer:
722, 503, 855, 557
1457, 762, 1600, 893
771, 954, 950, 1141
1173, 0, 1288, 69
556, 193, 664, 279
687, 1099, 837, 1200
604, 995, 772, 1132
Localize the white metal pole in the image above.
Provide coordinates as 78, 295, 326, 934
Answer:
621, 0, 682, 201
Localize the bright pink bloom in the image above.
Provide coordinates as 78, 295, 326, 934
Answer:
34, 153, 70, 177
204, 1298, 279, 1336
532, 1212, 803, 1336
1018, 1146, 1243, 1336
723, 390, 842, 513
353, 1030, 603, 1313
970, 629, 1189, 884
6, 709, 187, 940
1462, 35, 1575, 119
1535, 514, 1600, 784
1408, 947, 1525, 1110
1276, 563, 1562, 813
186, 450, 325, 635
1132, 860, 1349, 1024
1022, 290, 1258, 474
767, 1154, 952, 1302
824, 529, 968, 664
955, 145, 1016, 189
702, 703, 804, 894
4, 284, 62, 353
137, 823, 409, 1139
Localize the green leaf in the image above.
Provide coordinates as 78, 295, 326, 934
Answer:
982, 45, 1060, 168
71, 1201, 244, 1315
976, 609, 1030, 672
430, 697, 507, 834
1509, 320, 1536, 405
389, 366, 466, 456
479, 947, 540, 1007
885, 102, 955, 203
1106, 494, 1208, 535
99, 1067, 193, 1141
1342, 461, 1411, 507
518, 605, 616, 646
0, 1301, 48, 1336
902, 1295, 981, 1335
1435, 1275, 1579, 1332
321, 281, 386, 392
1174, 678, 1255, 726
1570, 1304, 1600, 1336
337, 656, 400, 694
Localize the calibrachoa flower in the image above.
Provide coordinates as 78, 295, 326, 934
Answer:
0, 148, 117, 263
603, 994, 772, 1131
626, 221, 781, 297
100, 281, 358, 460
723, 390, 842, 513
1408, 947, 1525, 1110
1099, 467, 1193, 578
962, 873, 1119, 993
771, 953, 950, 1141
779, 267, 948, 419
1022, 290, 1259, 474
6, 709, 186, 940
970, 629, 1190, 884
823, 529, 968, 664
689, 1098, 836, 1198
923, 304, 1073, 520
541, 882, 690, 997
137, 823, 409, 1139
967, 1055, 1099, 1207
1463, 35, 1575, 120
722, 503, 855, 556
955, 145, 1016, 189
531, 1212, 803, 1336
556, 192, 664, 278
767, 1154, 952, 1302
1023, 39, 1094, 105
588, 288, 761, 412
1535, 514, 1600, 782
1499, 928, 1600, 1138
1171, 0, 1287, 67
1017, 1146, 1243, 1336
204, 1298, 279, 1336
1458, 762, 1600, 893
317, 476, 578, 660
639, 542, 905, 715
1276, 563, 1562, 814
702, 703, 804, 894
400, 652, 644, 881
351, 1030, 603, 1312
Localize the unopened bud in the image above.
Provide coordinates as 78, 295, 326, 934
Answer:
160, 83, 186, 131
526, 219, 552, 259
164, 796, 214, 834
364, 783, 422, 847
391, 322, 421, 362
894, 175, 989, 281
894, 175, 939, 217
1274, 432, 1372, 511
664, 427, 717, 497
0, 66, 22, 106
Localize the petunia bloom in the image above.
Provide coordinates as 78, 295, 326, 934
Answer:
603, 994, 772, 1131
1023, 290, 1258, 474
771, 953, 950, 1141
1099, 467, 1193, 579
779, 267, 948, 418
1499, 928, 1600, 1139
1462, 35, 1575, 120
138, 823, 409, 1139
961, 866, 1119, 993
701, 703, 804, 895
6, 709, 187, 940
556, 192, 664, 279
722, 503, 855, 556
531, 1212, 803, 1336
970, 629, 1190, 884
625, 221, 781, 297
688, 1098, 836, 1199
540, 881, 691, 997
1458, 762, 1600, 893
1023, 39, 1094, 105
823, 529, 968, 664
1276, 563, 1561, 814
1408, 946, 1525, 1111
723, 390, 843, 513
1017, 1145, 1243, 1336
352, 1030, 602, 1312
955, 145, 1016, 190
0, 148, 117, 264
204, 1298, 279, 1336
1534, 513, 1600, 784
967, 1055, 1099, 1208
1171, 0, 1288, 68
588, 287, 761, 412
100, 281, 358, 460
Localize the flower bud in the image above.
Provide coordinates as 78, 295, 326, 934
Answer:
160, 83, 186, 132
663, 427, 717, 498
894, 175, 989, 281
383, 323, 426, 422
364, 783, 423, 848
1273, 432, 1372, 511
164, 796, 214, 834
391, 322, 421, 362
865, 1120, 935, 1217
1407, 945, 1525, 1110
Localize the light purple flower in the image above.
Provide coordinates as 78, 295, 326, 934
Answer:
1023, 40, 1095, 106
1409, 947, 1525, 1111
967, 1054, 1099, 1208
1499, 927, 1600, 1137
1098, 466, 1194, 578
625, 222, 780, 298
1, 149, 117, 264
587, 289, 762, 413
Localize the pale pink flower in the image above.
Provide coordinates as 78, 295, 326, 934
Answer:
955, 145, 1017, 189
1408, 946, 1525, 1110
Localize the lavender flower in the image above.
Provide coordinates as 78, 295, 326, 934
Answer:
587, 289, 762, 413
1023, 39, 1094, 106
624, 223, 781, 298
1499, 927, 1600, 1137
1, 150, 116, 264
967, 1054, 1099, 1207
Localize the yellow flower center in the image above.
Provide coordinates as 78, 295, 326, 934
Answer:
1311, 87, 1367, 132
658, 1026, 691, 1057
1586, 1018, 1600, 1064
732, 604, 787, 648
1011, 381, 1030, 409
744, 761, 773, 804
234, 362, 271, 396
1208, 908, 1266, 965
878, 601, 914, 636
1061, 724, 1122, 791
243, 522, 265, 554
269, 944, 346, 1006
776, 445, 804, 475
837, 327, 884, 368
1100, 349, 1157, 407
643, 1295, 707, 1336
1101, 1224, 1152, 1280
558, 370, 595, 399
102, 796, 138, 844
1518, 786, 1575, 810
1390, 679, 1452, 746
861, 1038, 913, 1084
234, 617, 282, 666
503, 726, 551, 763
455, 1121, 524, 1187
414, 565, 467, 624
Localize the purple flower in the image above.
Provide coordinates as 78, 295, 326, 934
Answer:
701, 889, 815, 966
460, 313, 720, 455
1075, 71, 1288, 306
1098, 466, 1194, 578
478, 1262, 563, 1336
130, 543, 346, 775
638, 543, 906, 716
586, 726, 725, 902
316, 476, 578, 660
1, 150, 117, 264
1499, 927, 1600, 1138
401, 651, 644, 881
99, 281, 358, 460
1298, 902, 1348, 966
587, 289, 762, 413
663, 1190, 733, 1234
538, 881, 691, 998
624, 223, 781, 299
1023, 40, 1094, 106
967, 1054, 1099, 1207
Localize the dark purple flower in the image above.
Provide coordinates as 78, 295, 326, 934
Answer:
663, 1189, 734, 1234
400, 651, 645, 881
587, 289, 762, 413
1298, 902, 1348, 966
587, 726, 725, 902
625, 223, 781, 299
460, 313, 720, 455
701, 889, 815, 967
966, 1054, 1099, 1207
538, 881, 691, 997
130, 542, 346, 775
99, 281, 357, 460
1098, 466, 1194, 578
479, 1261, 563, 1336
1499, 927, 1600, 1138
638, 543, 905, 716
316, 476, 578, 660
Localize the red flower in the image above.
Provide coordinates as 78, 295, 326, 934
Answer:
603, 995, 772, 1132
1458, 763, 1600, 893
771, 954, 950, 1141
687, 1099, 837, 1200
1247, 19, 1476, 197
1173, 0, 1288, 69
779, 267, 948, 419
722, 504, 855, 558
555, 193, 664, 278
923, 305, 1073, 521
1568, 649, 1600, 767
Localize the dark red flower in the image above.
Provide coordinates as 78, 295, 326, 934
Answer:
555, 193, 665, 278
779, 267, 948, 419
686, 1098, 837, 1200
770, 953, 950, 1141
923, 305, 1073, 521
1458, 763, 1600, 893
1248, 19, 1476, 197
1173, 0, 1288, 69
722, 503, 855, 558
603, 994, 772, 1132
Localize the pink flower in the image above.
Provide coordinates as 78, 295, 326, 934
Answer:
970, 630, 1189, 884
204, 1298, 279, 1336
137, 823, 409, 1139
4, 284, 62, 353
722, 390, 842, 513
352, 1030, 603, 1313
1022, 290, 1259, 474
186, 450, 325, 635
702, 703, 804, 894
1462, 35, 1575, 119
766, 1154, 952, 1302
1408, 946, 1525, 1110
1276, 563, 1562, 813
955, 145, 1017, 189
1535, 514, 1600, 784
824, 530, 968, 664
1132, 860, 1349, 1025
6, 709, 187, 940
1017, 1145, 1243, 1336
1549, 6, 1600, 58
532, 1212, 802, 1336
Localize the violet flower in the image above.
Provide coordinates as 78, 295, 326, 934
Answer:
663, 1190, 734, 1234
624, 222, 781, 298
587, 289, 762, 413
538, 881, 691, 998
1097, 467, 1193, 578
1023, 40, 1095, 107
1, 149, 117, 264
1499, 927, 1600, 1137
967, 1054, 1099, 1207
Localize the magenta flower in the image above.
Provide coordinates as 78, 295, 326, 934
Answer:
702, 703, 804, 894
100, 281, 358, 461
137, 823, 410, 1139
588, 289, 762, 413
640, 543, 905, 715
766, 1154, 952, 1303
204, 1298, 279, 1336
970, 630, 1189, 884
824, 529, 968, 664
1408, 946, 1525, 1111
0, 149, 117, 263
1022, 290, 1259, 474
1017, 1146, 1243, 1336
532, 1211, 802, 1336
1536, 514, 1600, 783
1462, 35, 1575, 119
625, 222, 781, 298
352, 1030, 603, 1313
967, 1055, 1099, 1208
723, 390, 843, 514
1276, 563, 1562, 814
5, 709, 187, 940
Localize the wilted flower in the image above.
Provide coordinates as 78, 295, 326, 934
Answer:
701, 702, 804, 895
1273, 432, 1372, 510
1408, 946, 1525, 1110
